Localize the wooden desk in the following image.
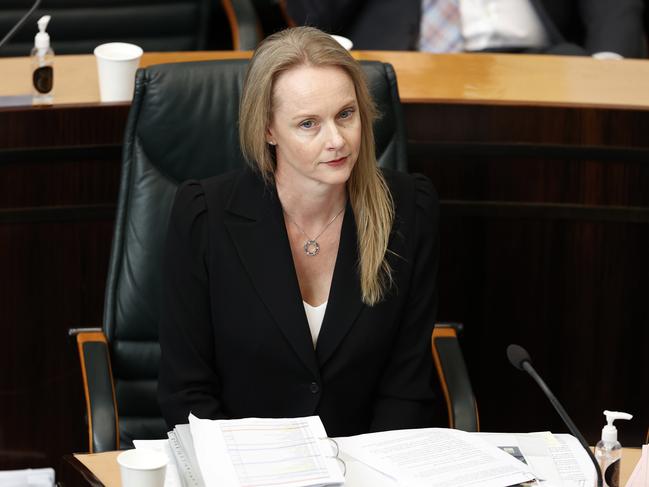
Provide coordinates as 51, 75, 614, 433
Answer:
1, 51, 648, 470
3, 51, 649, 108
59, 447, 643, 487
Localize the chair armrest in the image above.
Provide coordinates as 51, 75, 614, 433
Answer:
69, 328, 119, 452
431, 323, 480, 432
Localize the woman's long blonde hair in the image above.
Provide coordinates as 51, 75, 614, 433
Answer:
239, 27, 394, 306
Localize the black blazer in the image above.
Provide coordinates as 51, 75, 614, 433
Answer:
285, 0, 646, 57
158, 168, 439, 437
284, 0, 422, 50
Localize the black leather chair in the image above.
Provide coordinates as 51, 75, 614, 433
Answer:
0, 0, 213, 57
72, 58, 412, 452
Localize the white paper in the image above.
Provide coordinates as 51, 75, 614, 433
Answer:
189, 414, 344, 487
134, 439, 182, 487
477, 431, 597, 487
337, 427, 535, 487
0, 468, 55, 487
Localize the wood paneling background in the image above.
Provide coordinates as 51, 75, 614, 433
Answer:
0, 106, 127, 470
1, 101, 647, 471
406, 103, 649, 446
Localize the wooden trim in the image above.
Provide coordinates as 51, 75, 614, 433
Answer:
76, 331, 120, 452
0, 204, 116, 224
431, 326, 457, 429
407, 141, 649, 163
440, 201, 649, 223
221, 0, 240, 50
5, 51, 649, 108
0, 144, 122, 165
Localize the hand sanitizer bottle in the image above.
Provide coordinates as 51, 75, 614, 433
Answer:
31, 15, 54, 105
595, 410, 633, 487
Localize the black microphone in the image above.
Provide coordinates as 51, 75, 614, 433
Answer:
507, 344, 603, 487
0, 0, 43, 49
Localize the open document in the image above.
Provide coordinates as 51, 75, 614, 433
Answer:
188, 414, 344, 487
135, 420, 599, 487
337, 428, 536, 487
477, 432, 597, 487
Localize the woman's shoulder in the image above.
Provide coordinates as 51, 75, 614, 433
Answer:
380, 168, 438, 214
174, 168, 254, 210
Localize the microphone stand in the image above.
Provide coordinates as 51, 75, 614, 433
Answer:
0, 0, 43, 49
521, 360, 603, 487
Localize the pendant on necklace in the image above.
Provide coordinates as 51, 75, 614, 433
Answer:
304, 239, 320, 256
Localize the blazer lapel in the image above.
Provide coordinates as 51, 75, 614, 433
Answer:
316, 202, 365, 367
224, 170, 320, 378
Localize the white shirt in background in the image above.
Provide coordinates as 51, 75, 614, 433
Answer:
460, 0, 548, 51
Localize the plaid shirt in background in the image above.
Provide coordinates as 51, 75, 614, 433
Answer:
419, 0, 464, 52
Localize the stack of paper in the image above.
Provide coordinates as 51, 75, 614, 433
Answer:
477, 431, 597, 487
177, 414, 344, 487
167, 424, 205, 487
0, 467, 54, 487
135, 418, 600, 487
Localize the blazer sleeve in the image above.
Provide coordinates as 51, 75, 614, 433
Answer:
580, 0, 646, 58
370, 174, 439, 431
157, 181, 227, 428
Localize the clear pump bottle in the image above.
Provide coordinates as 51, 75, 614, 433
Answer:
31, 15, 54, 105
594, 410, 632, 487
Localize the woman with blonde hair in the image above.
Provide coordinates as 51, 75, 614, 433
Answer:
158, 26, 440, 437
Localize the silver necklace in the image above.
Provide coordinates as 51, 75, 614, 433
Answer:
283, 205, 345, 256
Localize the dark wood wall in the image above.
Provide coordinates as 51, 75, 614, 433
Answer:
406, 103, 649, 446
1, 100, 647, 471
0, 106, 127, 470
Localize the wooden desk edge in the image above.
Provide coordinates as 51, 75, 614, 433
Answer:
61, 454, 105, 487
4, 51, 649, 111
69, 447, 643, 487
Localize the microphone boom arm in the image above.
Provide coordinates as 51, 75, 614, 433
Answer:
522, 360, 603, 487
0, 0, 43, 49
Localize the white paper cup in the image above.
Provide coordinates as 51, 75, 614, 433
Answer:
117, 449, 167, 487
94, 42, 143, 102
592, 51, 623, 60
331, 35, 353, 50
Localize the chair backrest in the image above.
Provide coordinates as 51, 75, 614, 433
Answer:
103, 58, 408, 447
0, 0, 212, 56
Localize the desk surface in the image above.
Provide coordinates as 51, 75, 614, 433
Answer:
2, 51, 649, 109
69, 447, 642, 487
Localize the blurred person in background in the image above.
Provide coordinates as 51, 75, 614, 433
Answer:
283, 0, 646, 58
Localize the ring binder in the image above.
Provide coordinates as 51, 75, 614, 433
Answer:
168, 425, 206, 487
171, 415, 345, 487
319, 437, 346, 476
